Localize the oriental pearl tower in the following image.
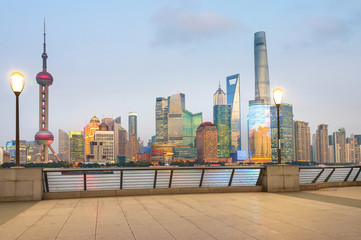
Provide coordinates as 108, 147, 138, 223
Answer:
34, 21, 60, 162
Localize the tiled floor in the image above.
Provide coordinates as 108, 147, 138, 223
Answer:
1, 187, 361, 240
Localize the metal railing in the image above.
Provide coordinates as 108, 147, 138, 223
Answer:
299, 166, 361, 184
43, 166, 264, 193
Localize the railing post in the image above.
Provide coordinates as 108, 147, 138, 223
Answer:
44, 171, 49, 193
153, 170, 158, 188
83, 171, 87, 191
324, 168, 335, 182
256, 168, 264, 186
344, 167, 354, 182
312, 168, 325, 183
168, 169, 174, 188
229, 169, 235, 186
199, 169, 205, 187
353, 167, 361, 181
120, 170, 123, 189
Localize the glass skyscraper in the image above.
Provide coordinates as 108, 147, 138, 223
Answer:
155, 97, 168, 143
254, 31, 270, 102
6, 140, 27, 164
69, 131, 84, 163
226, 74, 241, 152
168, 93, 185, 145
270, 103, 294, 163
182, 109, 202, 147
128, 112, 137, 138
213, 105, 232, 158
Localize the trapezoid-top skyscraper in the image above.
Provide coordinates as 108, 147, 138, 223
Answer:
34, 21, 60, 162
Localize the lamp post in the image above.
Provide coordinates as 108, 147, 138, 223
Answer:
273, 88, 284, 164
10, 72, 25, 167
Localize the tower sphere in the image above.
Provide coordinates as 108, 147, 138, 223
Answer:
36, 71, 53, 86
35, 130, 54, 146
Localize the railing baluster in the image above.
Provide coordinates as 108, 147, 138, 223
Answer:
353, 167, 361, 181
83, 171, 87, 191
312, 168, 325, 183
199, 169, 205, 187
324, 168, 335, 182
168, 169, 174, 188
120, 170, 123, 189
153, 170, 158, 188
44, 171, 49, 192
344, 167, 354, 181
229, 169, 235, 186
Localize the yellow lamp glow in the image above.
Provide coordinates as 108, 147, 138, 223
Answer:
10, 72, 25, 94
273, 88, 284, 105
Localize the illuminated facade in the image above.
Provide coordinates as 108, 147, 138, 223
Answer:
128, 112, 137, 138
84, 116, 100, 160
213, 105, 231, 158
182, 109, 202, 147
270, 103, 294, 163
69, 131, 84, 163
173, 147, 197, 161
6, 140, 27, 164
254, 31, 270, 102
293, 121, 311, 161
168, 93, 185, 145
155, 97, 168, 143
196, 122, 219, 162
226, 74, 241, 151
94, 131, 114, 163
248, 100, 271, 163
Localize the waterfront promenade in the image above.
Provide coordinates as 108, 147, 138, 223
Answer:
1, 187, 361, 240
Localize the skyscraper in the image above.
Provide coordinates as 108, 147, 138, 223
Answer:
333, 128, 346, 163
226, 74, 241, 151
58, 129, 69, 162
69, 131, 84, 163
316, 124, 330, 163
84, 116, 100, 160
168, 93, 185, 145
196, 122, 219, 162
6, 140, 27, 164
94, 131, 114, 163
213, 84, 232, 158
254, 31, 270, 102
128, 112, 137, 139
182, 109, 202, 147
293, 121, 311, 162
312, 134, 318, 162
270, 103, 294, 163
155, 97, 169, 143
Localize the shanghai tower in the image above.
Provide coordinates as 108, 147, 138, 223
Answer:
254, 31, 270, 103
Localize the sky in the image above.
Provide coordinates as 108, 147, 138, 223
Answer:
1, 0, 361, 152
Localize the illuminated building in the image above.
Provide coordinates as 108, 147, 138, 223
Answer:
270, 103, 294, 163
196, 122, 218, 162
6, 140, 27, 164
168, 93, 185, 145
226, 74, 241, 151
182, 109, 202, 147
248, 100, 271, 163
156, 97, 168, 143
150, 144, 176, 163
94, 131, 114, 163
128, 112, 137, 139
34, 22, 60, 162
213, 84, 232, 158
84, 116, 100, 160
316, 124, 330, 163
69, 131, 84, 163
173, 147, 197, 161
293, 121, 311, 161
58, 129, 69, 162
26, 141, 39, 162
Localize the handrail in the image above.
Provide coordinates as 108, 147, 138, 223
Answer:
299, 165, 361, 184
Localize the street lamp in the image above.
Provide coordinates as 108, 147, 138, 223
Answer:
10, 72, 25, 166
273, 88, 284, 164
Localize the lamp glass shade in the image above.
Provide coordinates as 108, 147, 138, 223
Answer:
10, 72, 25, 94
273, 88, 284, 105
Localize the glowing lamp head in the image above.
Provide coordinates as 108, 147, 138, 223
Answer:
35, 130, 54, 146
36, 71, 53, 86
10, 72, 25, 95
273, 88, 284, 105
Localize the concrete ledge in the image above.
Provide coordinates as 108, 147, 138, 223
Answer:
262, 165, 299, 192
44, 186, 262, 200
300, 181, 361, 191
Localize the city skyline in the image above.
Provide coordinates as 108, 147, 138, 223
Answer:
1, 1, 361, 152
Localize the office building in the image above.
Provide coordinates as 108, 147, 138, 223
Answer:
254, 31, 270, 103
196, 122, 218, 162
87, 141, 106, 162
126, 133, 140, 161
316, 124, 330, 163
26, 141, 39, 162
270, 103, 294, 163
69, 131, 84, 163
293, 121, 311, 161
332, 128, 346, 164
226, 74, 241, 151
173, 147, 198, 161
155, 97, 169, 143
128, 112, 137, 139
182, 109, 202, 147
94, 131, 114, 163
168, 93, 185, 145
214, 83, 227, 105
58, 129, 69, 162
84, 116, 100, 160
5, 140, 27, 164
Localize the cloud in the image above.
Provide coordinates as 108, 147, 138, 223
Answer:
151, 6, 245, 46
306, 16, 351, 42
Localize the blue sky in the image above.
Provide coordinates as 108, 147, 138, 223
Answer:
1, 0, 361, 151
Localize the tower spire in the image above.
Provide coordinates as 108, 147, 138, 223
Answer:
42, 18, 48, 72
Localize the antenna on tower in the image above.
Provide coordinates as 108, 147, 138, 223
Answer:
43, 18, 46, 53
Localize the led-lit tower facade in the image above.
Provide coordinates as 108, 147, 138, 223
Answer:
34, 22, 60, 162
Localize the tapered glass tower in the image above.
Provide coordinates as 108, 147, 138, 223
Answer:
254, 31, 270, 103
226, 74, 241, 152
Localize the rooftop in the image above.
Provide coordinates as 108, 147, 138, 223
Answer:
1, 186, 361, 239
